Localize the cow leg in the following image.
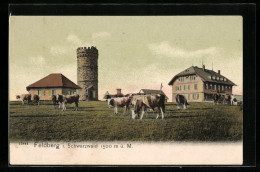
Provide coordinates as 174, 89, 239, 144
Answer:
160, 107, 164, 119
21, 100, 24, 105
177, 104, 180, 110
156, 113, 159, 120
131, 110, 136, 119
140, 110, 145, 120
123, 106, 126, 115
74, 102, 77, 111
62, 102, 66, 111
183, 104, 186, 110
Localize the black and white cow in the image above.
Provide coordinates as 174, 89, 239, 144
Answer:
16, 94, 32, 105
57, 94, 80, 111
32, 95, 40, 105
175, 94, 189, 109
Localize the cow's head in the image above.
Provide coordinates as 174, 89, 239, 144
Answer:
16, 95, 20, 99
108, 99, 115, 108
57, 95, 64, 103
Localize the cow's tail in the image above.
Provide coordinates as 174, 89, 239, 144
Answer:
175, 94, 180, 104
162, 103, 166, 113
160, 94, 166, 113
160, 94, 165, 102
185, 99, 189, 106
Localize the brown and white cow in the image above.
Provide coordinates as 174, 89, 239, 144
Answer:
107, 95, 133, 114
213, 93, 221, 105
131, 94, 165, 120
57, 94, 80, 111
175, 94, 189, 109
16, 94, 32, 105
222, 94, 232, 105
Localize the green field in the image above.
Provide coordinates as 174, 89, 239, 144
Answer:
9, 101, 243, 142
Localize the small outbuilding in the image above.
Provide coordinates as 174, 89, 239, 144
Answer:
26, 73, 81, 100
139, 89, 169, 102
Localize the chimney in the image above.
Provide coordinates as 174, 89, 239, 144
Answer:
203, 65, 205, 71
218, 70, 220, 75
116, 88, 122, 96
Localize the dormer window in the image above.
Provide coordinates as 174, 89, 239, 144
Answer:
212, 76, 215, 80
224, 78, 227, 81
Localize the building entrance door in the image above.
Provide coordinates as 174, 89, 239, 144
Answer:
89, 90, 93, 100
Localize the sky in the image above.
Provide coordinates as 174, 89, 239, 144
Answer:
9, 16, 243, 101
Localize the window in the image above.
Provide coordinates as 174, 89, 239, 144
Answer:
214, 85, 216, 90
210, 84, 213, 89
206, 83, 208, 89
222, 85, 224, 90
38, 90, 45, 96
68, 90, 71, 95
176, 85, 182, 91
193, 93, 199, 100
188, 85, 190, 90
52, 89, 57, 95
194, 84, 198, 90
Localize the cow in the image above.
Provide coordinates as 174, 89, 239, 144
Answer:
231, 95, 238, 105
131, 94, 165, 120
107, 95, 133, 114
213, 93, 221, 105
222, 94, 232, 105
57, 94, 80, 111
52, 95, 61, 108
32, 95, 40, 105
175, 94, 189, 109
16, 94, 31, 105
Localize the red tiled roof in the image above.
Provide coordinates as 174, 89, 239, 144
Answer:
168, 66, 236, 86
26, 73, 81, 89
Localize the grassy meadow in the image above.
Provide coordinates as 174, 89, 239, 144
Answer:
9, 101, 243, 142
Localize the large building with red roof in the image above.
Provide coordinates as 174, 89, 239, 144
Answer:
26, 73, 81, 100
168, 65, 236, 102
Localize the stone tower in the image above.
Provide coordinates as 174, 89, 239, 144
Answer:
77, 46, 98, 101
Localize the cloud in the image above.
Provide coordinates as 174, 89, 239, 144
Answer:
148, 41, 219, 58
92, 32, 111, 40
50, 46, 67, 56
29, 55, 45, 65
66, 34, 84, 45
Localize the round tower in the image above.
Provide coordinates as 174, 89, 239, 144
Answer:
77, 46, 98, 101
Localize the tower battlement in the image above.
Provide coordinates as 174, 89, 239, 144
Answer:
77, 46, 98, 53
